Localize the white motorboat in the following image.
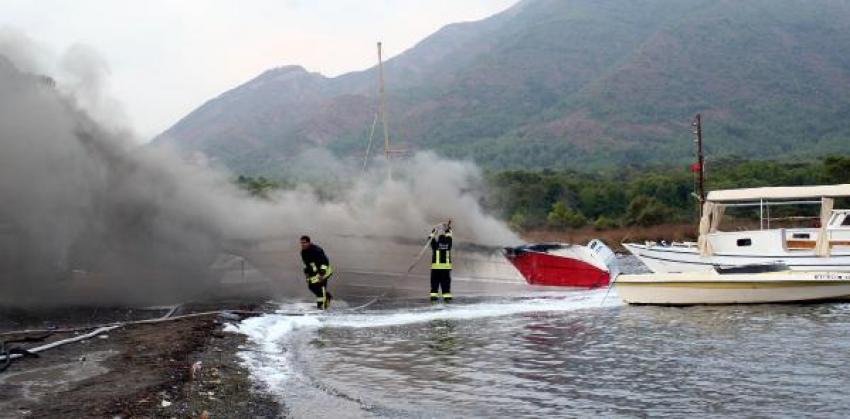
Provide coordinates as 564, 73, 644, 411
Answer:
624, 184, 850, 273
503, 240, 619, 288
616, 270, 850, 305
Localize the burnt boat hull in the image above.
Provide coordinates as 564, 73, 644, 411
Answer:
505, 251, 610, 288
503, 240, 617, 288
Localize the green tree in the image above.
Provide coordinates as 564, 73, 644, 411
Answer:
823, 156, 850, 183
625, 195, 674, 227
509, 210, 530, 230
547, 202, 587, 229
235, 175, 288, 198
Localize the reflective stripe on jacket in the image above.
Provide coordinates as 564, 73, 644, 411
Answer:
307, 264, 334, 283
302, 244, 333, 281
430, 230, 453, 270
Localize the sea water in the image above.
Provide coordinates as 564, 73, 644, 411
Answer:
228, 259, 850, 418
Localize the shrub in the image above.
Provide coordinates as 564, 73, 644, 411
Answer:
625, 195, 674, 227
593, 215, 620, 230
547, 202, 588, 229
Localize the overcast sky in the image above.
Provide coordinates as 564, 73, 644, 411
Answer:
2, 0, 518, 140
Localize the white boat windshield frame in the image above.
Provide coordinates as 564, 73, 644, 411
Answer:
720, 199, 821, 230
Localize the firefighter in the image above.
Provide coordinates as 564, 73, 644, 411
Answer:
429, 221, 453, 303
300, 235, 334, 309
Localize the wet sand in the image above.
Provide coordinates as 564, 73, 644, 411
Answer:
0, 302, 282, 418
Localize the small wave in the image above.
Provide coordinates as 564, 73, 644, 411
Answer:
227, 289, 621, 411
325, 290, 620, 329
233, 289, 619, 343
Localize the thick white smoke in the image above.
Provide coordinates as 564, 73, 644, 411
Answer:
264, 151, 519, 244
0, 32, 519, 307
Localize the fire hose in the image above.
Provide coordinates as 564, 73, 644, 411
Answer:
342, 221, 449, 312
0, 307, 261, 373
0, 334, 48, 373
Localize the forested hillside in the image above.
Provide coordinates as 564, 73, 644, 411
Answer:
235, 157, 850, 232
155, 0, 850, 174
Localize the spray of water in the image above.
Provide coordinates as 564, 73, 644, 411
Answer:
227, 290, 620, 408
0, 31, 520, 307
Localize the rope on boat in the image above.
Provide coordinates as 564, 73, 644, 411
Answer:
600, 271, 621, 307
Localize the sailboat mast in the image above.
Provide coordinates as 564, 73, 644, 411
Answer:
377, 42, 391, 172
694, 113, 705, 204
692, 113, 706, 220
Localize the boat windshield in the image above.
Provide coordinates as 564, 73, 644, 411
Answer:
531, 243, 568, 252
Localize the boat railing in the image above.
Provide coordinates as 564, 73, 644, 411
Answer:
765, 215, 819, 224
642, 241, 697, 248
672, 241, 697, 248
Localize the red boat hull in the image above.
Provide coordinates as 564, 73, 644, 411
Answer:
506, 251, 610, 288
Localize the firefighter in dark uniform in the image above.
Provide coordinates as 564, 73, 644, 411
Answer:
429, 222, 453, 303
300, 235, 334, 309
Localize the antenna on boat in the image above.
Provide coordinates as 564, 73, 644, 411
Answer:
693, 114, 706, 216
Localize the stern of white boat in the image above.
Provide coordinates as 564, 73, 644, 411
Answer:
615, 271, 850, 305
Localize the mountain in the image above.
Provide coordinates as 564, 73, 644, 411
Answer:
153, 0, 850, 174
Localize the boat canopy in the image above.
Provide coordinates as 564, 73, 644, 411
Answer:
699, 185, 848, 257
707, 184, 850, 202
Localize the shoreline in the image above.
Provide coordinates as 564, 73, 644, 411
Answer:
0, 301, 282, 418
0, 224, 697, 417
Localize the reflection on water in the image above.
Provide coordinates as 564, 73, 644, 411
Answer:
426, 319, 459, 355
232, 256, 850, 418
294, 302, 850, 418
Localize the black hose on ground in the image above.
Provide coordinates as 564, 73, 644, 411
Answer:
0, 307, 259, 372
0, 305, 270, 376
0, 334, 49, 373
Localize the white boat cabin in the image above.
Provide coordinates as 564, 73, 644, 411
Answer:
698, 184, 850, 257
624, 184, 850, 274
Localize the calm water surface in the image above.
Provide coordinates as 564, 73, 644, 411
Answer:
235, 258, 850, 418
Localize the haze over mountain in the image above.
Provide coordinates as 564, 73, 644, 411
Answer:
154, 0, 850, 174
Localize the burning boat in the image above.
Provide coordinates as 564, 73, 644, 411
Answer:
504, 239, 619, 288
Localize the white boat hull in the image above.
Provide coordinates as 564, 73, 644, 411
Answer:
616, 271, 850, 305
623, 243, 850, 273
